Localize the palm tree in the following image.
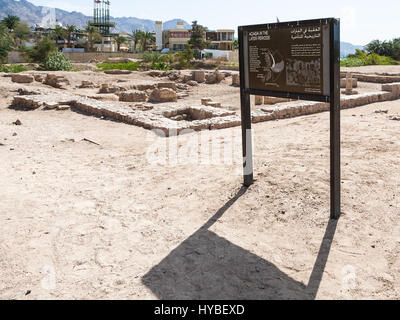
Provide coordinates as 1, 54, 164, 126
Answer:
65, 25, 77, 48
129, 30, 142, 53
114, 35, 127, 52
0, 24, 14, 63
85, 25, 101, 52
52, 25, 66, 42
13, 22, 31, 46
1, 15, 20, 31
139, 31, 155, 52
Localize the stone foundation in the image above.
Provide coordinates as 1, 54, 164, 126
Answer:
10, 83, 400, 136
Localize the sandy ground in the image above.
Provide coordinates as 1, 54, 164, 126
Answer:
342, 65, 400, 75
0, 67, 399, 300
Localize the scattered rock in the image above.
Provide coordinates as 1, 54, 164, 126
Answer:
374, 110, 388, 114
11, 74, 34, 84
88, 94, 119, 101
177, 93, 189, 99
57, 105, 70, 111
205, 102, 221, 108
44, 74, 70, 89
157, 82, 177, 90
170, 114, 188, 121
136, 84, 157, 91
13, 119, 22, 126
166, 71, 181, 81
148, 88, 178, 103
192, 71, 206, 83
176, 83, 189, 90
182, 74, 193, 83
119, 90, 148, 102
34, 74, 45, 83
134, 104, 153, 111
187, 80, 198, 87
255, 96, 263, 105
389, 115, 400, 121
79, 80, 95, 89
43, 102, 59, 109
205, 72, 217, 84
99, 83, 126, 94
17, 88, 43, 96
264, 97, 291, 105
205, 71, 224, 84
201, 98, 213, 106
147, 70, 164, 77
231, 74, 240, 87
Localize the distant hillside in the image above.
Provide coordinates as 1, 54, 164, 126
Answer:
0, 0, 191, 32
0, 0, 364, 56
341, 42, 365, 58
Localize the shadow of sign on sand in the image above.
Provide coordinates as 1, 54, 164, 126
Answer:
142, 186, 339, 300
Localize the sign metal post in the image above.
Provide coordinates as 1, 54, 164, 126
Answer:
238, 18, 341, 219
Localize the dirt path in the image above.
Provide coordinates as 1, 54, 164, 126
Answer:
0, 70, 400, 299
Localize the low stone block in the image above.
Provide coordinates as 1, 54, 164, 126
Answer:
11, 74, 34, 83
119, 90, 148, 102
148, 88, 178, 103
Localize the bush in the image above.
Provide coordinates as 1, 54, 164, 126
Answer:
0, 24, 13, 63
96, 61, 140, 71
23, 37, 56, 63
150, 62, 170, 70
0, 64, 29, 73
175, 46, 194, 69
365, 38, 400, 60
41, 51, 73, 71
341, 49, 398, 67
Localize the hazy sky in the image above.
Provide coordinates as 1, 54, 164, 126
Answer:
27, 0, 400, 45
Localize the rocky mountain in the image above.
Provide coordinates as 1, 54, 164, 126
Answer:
0, 0, 191, 32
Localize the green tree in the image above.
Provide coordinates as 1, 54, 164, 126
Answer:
139, 31, 155, 52
52, 25, 66, 41
188, 21, 209, 50
114, 35, 127, 51
85, 25, 101, 52
175, 45, 194, 69
65, 25, 77, 48
1, 15, 20, 31
129, 30, 142, 53
233, 39, 239, 50
0, 24, 14, 63
365, 38, 400, 60
24, 37, 56, 63
365, 40, 383, 55
13, 22, 31, 46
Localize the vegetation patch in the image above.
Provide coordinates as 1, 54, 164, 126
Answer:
0, 64, 29, 73
40, 51, 73, 71
341, 49, 398, 67
97, 61, 140, 71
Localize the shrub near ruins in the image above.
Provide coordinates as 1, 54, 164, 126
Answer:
41, 51, 73, 71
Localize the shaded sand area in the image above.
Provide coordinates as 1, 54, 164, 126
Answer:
0, 66, 399, 299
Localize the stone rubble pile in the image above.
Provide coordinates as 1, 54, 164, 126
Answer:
44, 74, 70, 89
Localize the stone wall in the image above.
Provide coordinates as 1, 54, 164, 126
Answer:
7, 51, 25, 64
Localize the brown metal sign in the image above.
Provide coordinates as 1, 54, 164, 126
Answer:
241, 21, 331, 98
238, 18, 341, 219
